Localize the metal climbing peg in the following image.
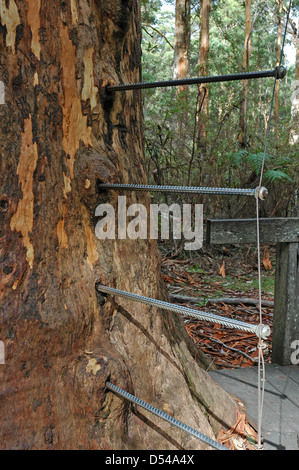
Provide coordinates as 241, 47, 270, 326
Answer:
96, 284, 271, 339
106, 382, 230, 450
98, 183, 269, 200
106, 66, 287, 92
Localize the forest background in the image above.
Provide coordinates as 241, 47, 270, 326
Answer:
139, 0, 299, 367
141, 0, 298, 223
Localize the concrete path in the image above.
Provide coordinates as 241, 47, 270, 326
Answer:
209, 364, 299, 450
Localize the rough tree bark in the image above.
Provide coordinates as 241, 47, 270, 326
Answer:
0, 0, 237, 450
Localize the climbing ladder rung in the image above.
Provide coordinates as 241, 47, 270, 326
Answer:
98, 184, 268, 200
106, 66, 286, 92
96, 284, 270, 339
106, 382, 229, 450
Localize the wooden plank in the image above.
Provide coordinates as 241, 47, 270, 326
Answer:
207, 218, 299, 245
272, 243, 299, 366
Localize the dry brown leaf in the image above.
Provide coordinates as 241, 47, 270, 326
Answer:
219, 261, 226, 278
217, 406, 258, 450
262, 247, 272, 271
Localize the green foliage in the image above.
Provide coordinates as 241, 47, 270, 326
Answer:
141, 0, 299, 218
224, 150, 295, 184
141, 0, 163, 24
263, 169, 294, 184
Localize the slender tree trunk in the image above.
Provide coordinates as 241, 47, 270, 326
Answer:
238, 0, 251, 148
196, 0, 210, 160
290, 17, 299, 144
293, 19, 299, 82
173, 0, 191, 89
173, 0, 191, 176
173, 0, 191, 164
0, 0, 237, 450
274, 0, 282, 128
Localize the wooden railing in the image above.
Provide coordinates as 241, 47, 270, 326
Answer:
207, 218, 299, 366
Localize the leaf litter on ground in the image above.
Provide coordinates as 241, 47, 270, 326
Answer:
161, 255, 274, 369
161, 253, 274, 449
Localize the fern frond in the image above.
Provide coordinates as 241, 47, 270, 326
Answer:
263, 169, 294, 183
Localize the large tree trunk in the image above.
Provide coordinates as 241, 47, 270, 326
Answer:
0, 0, 237, 450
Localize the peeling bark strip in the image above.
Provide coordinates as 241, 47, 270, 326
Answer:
60, 21, 93, 178
27, 0, 41, 59
10, 116, 38, 268
0, 0, 20, 50
82, 47, 98, 109
70, 0, 79, 24
0, 0, 238, 450
56, 218, 68, 249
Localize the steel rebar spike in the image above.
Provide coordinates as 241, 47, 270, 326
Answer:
96, 284, 271, 339
106, 67, 286, 92
106, 382, 230, 450
98, 183, 268, 200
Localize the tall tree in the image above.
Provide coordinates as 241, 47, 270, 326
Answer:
0, 0, 237, 449
274, 0, 283, 127
196, 0, 211, 158
238, 0, 252, 147
173, 0, 191, 167
173, 0, 191, 87
290, 16, 299, 144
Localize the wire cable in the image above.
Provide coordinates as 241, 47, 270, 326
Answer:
255, 0, 292, 449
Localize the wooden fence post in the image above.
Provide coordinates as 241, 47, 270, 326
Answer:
207, 218, 299, 366
272, 242, 299, 365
